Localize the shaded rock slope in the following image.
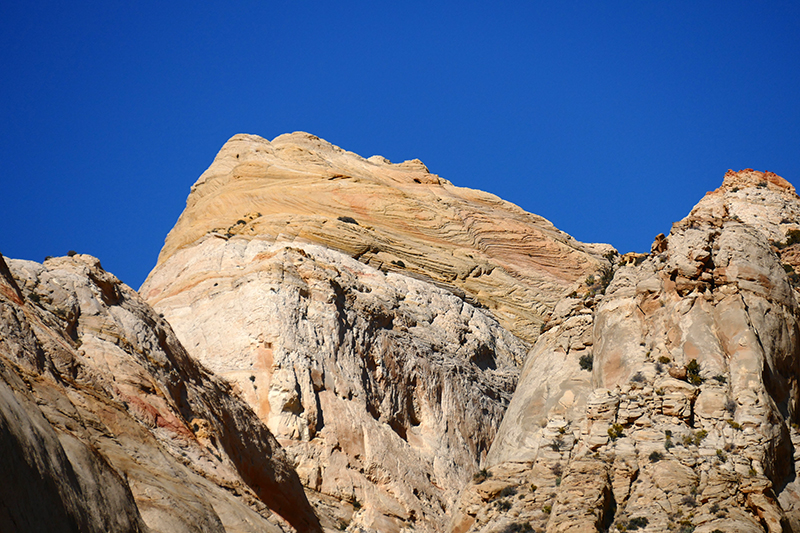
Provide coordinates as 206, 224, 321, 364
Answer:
0, 252, 320, 532
449, 170, 800, 533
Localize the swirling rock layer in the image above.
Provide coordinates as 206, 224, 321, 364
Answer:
152, 132, 608, 343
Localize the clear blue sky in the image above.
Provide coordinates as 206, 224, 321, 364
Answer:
2, 2, 798, 289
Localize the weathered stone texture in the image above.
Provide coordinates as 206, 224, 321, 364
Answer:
0, 252, 319, 533
450, 170, 800, 533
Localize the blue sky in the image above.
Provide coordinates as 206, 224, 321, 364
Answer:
2, 2, 798, 289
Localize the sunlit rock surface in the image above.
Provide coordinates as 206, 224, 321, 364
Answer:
151, 132, 608, 343
142, 132, 610, 531
449, 170, 800, 533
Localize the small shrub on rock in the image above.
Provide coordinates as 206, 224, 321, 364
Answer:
499, 486, 517, 498
626, 517, 649, 530
686, 359, 704, 385
579, 354, 593, 371
608, 423, 624, 441
473, 468, 491, 483
649, 451, 664, 462
724, 398, 737, 415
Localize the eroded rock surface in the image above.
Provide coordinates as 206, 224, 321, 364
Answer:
0, 252, 319, 532
142, 236, 529, 532
450, 170, 800, 532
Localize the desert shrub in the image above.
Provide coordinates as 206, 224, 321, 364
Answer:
598, 264, 615, 293
497, 499, 512, 510
585, 275, 596, 286
579, 354, 594, 371
658, 355, 671, 364
649, 451, 664, 462
499, 486, 517, 498
686, 359, 704, 385
726, 419, 742, 430
551, 437, 565, 452
626, 517, 649, 530
542, 504, 552, 514
608, 423, 624, 441
713, 374, 727, 384
630, 372, 646, 383
716, 449, 727, 462
67, 250, 77, 257
724, 398, 737, 415
473, 468, 491, 483
680, 495, 697, 507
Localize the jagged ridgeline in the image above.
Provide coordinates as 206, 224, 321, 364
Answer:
3, 131, 800, 533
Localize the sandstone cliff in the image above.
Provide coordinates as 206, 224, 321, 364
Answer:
449, 170, 800, 533
141, 133, 610, 531
0, 252, 320, 532
150, 132, 610, 343
6, 127, 796, 533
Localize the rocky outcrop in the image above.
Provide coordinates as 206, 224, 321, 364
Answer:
141, 132, 613, 531
449, 170, 800, 532
151, 132, 610, 343
0, 252, 319, 532
142, 236, 529, 532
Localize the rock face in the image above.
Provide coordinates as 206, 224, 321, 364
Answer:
141, 132, 609, 531
151, 132, 609, 343
449, 170, 800, 532
142, 237, 528, 532
0, 252, 319, 532
7, 124, 797, 533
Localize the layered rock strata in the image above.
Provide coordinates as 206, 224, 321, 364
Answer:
151, 132, 610, 343
142, 132, 613, 531
449, 170, 800, 533
0, 252, 319, 532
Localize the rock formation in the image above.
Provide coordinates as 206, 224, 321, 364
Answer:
150, 132, 610, 343
141, 133, 609, 531
0, 252, 319, 532
449, 170, 800, 533
4, 125, 798, 533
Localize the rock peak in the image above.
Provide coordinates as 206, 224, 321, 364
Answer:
717, 168, 796, 195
